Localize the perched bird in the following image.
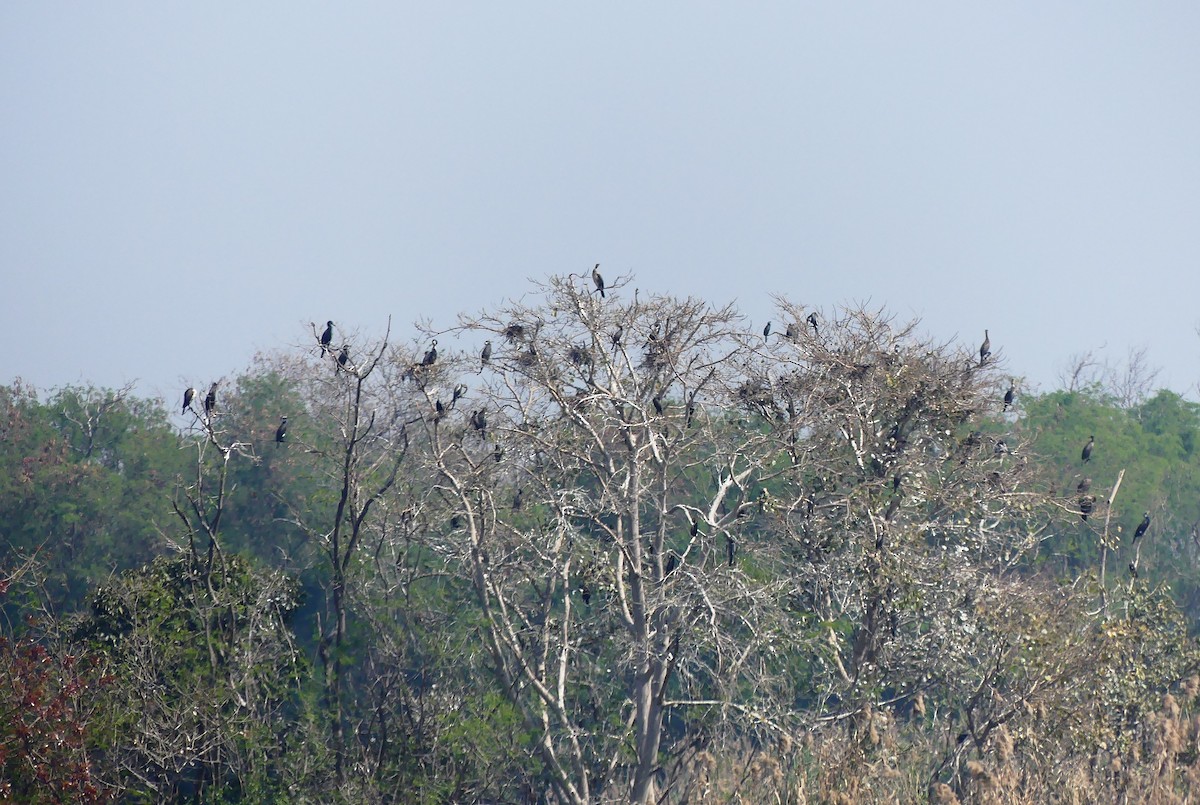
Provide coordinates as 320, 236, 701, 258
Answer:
421, 339, 438, 367
1128, 561, 1139, 579
471, 409, 488, 439
320, 321, 334, 355
785, 322, 797, 340
1134, 512, 1150, 542
204, 382, 219, 417
1077, 477, 1092, 495
1079, 494, 1096, 521
434, 399, 446, 421
451, 384, 467, 406
480, 340, 492, 370
664, 553, 678, 577
726, 534, 737, 566
1081, 435, 1095, 463
979, 330, 991, 365
182, 387, 196, 414
1003, 382, 1015, 411
592, 264, 605, 298
511, 488, 523, 512
652, 395, 664, 415
275, 416, 288, 446
806, 312, 819, 335
580, 583, 592, 605
690, 521, 700, 537
762, 321, 772, 340
337, 345, 350, 372
993, 439, 1010, 456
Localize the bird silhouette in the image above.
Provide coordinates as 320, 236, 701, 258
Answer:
1081, 435, 1095, 463
182, 387, 196, 414
592, 264, 605, 298
1003, 381, 1015, 411
204, 382, 218, 417
979, 330, 991, 365
480, 340, 492, 371
762, 321, 771, 340
806, 312, 819, 335
421, 339, 438, 367
320, 321, 334, 355
1077, 477, 1091, 495
1134, 512, 1150, 542
275, 416, 288, 446
337, 345, 350, 373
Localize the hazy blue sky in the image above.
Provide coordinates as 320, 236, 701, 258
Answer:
3, 5, 1198, 406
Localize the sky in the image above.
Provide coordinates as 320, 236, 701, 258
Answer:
2, 4, 1198, 407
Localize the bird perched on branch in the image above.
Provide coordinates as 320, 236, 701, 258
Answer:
1079, 494, 1096, 520
320, 321, 334, 355
336, 345, 350, 373
1003, 381, 1015, 411
1134, 512, 1150, 542
762, 321, 771, 340
204, 382, 219, 417
1081, 435, 1095, 463
275, 416, 288, 446
480, 340, 492, 371
182, 387, 196, 414
421, 339, 438, 367
806, 312, 819, 335
979, 330, 991, 365
592, 264, 605, 298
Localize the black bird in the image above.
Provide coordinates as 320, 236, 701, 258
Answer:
610, 325, 623, 351
320, 321, 334, 355
182, 387, 196, 414
336, 345, 350, 372
581, 583, 591, 605
1134, 512, 1150, 542
592, 264, 605, 298
1077, 477, 1092, 495
275, 416, 288, 446
503, 322, 526, 342
664, 553, 678, 577
451, 384, 467, 406
690, 520, 700, 537
1079, 494, 1096, 521
806, 312, 819, 335
994, 439, 1010, 456
471, 409, 488, 439
421, 339, 438, 367
1003, 382, 1015, 411
434, 399, 446, 421
1128, 561, 1139, 579
511, 488, 523, 513
652, 395, 664, 415
1081, 435, 1095, 463
726, 534, 736, 567
785, 322, 797, 340
480, 340, 492, 370
979, 330, 991, 365
204, 382, 219, 417
762, 321, 771, 340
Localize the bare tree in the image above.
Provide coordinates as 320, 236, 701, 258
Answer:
1103, 344, 1160, 409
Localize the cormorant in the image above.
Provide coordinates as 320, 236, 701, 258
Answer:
1077, 477, 1091, 495
785, 322, 797, 340
421, 339, 438, 367
480, 340, 492, 370
337, 345, 350, 372
979, 330, 991, 365
581, 584, 591, 605
1003, 382, 1015, 411
726, 534, 736, 566
275, 416, 288, 446
504, 323, 526, 342
1134, 512, 1150, 542
1081, 435, 1094, 463
471, 409, 488, 439
994, 439, 1010, 456
652, 395, 664, 415
511, 488, 523, 512
664, 553, 678, 577
320, 321, 334, 355
1079, 494, 1096, 520
434, 399, 446, 421
1128, 561, 1139, 579
182, 387, 196, 414
610, 325, 623, 351
204, 382, 218, 417
763, 321, 771, 340
592, 264, 605, 298
690, 521, 700, 537
806, 312, 819, 335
